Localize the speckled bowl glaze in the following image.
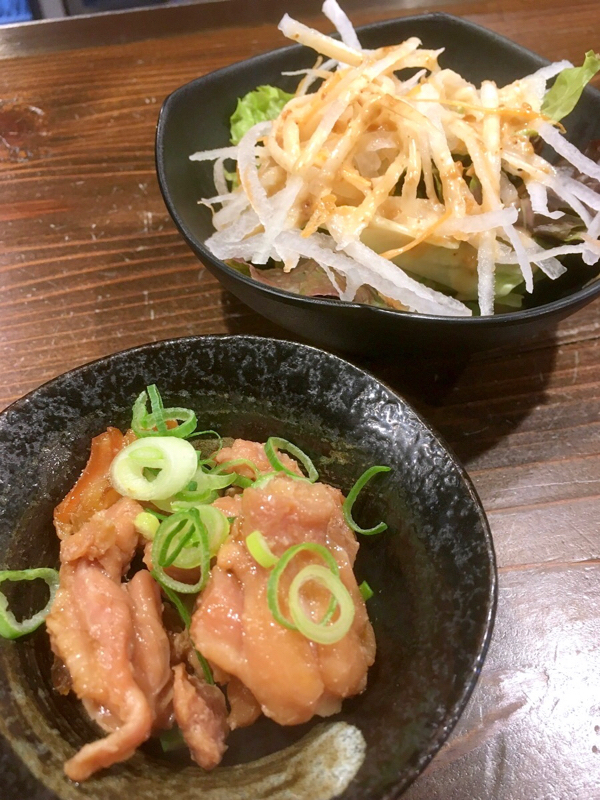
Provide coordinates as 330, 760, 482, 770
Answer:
0, 335, 496, 799
156, 13, 600, 356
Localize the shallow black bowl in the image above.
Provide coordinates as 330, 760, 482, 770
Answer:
156, 13, 600, 356
0, 335, 495, 799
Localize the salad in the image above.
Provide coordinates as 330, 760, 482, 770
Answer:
191, 0, 600, 316
0, 386, 385, 781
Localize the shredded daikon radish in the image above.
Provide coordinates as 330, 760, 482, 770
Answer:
500, 242, 591, 264
190, 145, 239, 162
190, 2, 600, 317
502, 224, 534, 292
538, 123, 600, 182
477, 231, 496, 316
322, 0, 362, 51
211, 191, 252, 230
213, 157, 228, 197
558, 175, 600, 211
589, 211, 600, 241
547, 177, 593, 226
527, 181, 565, 220
278, 13, 363, 67
441, 207, 518, 234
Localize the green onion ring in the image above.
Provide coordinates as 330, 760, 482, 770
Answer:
163, 506, 230, 557
267, 543, 338, 630
212, 459, 261, 489
154, 470, 237, 513
131, 390, 149, 434
196, 506, 230, 555
148, 384, 168, 435
145, 408, 198, 439
289, 565, 355, 645
0, 568, 60, 640
265, 437, 318, 482
151, 509, 210, 594
132, 385, 198, 439
162, 527, 195, 568
134, 511, 161, 541
359, 580, 374, 601
246, 530, 279, 569
343, 465, 391, 535
251, 472, 277, 490
110, 437, 198, 501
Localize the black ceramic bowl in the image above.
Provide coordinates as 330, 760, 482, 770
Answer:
0, 335, 495, 799
156, 13, 600, 356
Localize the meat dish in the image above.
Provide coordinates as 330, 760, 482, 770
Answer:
0, 386, 386, 781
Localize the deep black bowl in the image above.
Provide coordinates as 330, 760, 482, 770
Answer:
155, 13, 600, 356
0, 335, 495, 799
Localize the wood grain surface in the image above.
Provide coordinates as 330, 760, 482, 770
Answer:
1, 1, 599, 798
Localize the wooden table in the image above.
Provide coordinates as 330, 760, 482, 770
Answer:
1, 0, 599, 797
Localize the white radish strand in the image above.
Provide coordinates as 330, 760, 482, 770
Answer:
322, 0, 363, 51
538, 122, 600, 182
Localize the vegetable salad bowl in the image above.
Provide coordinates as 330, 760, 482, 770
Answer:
0, 335, 495, 799
156, 12, 600, 356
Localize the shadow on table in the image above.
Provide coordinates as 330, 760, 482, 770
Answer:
358, 332, 557, 467
222, 292, 558, 467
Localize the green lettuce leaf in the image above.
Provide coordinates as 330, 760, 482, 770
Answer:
230, 85, 294, 145
541, 51, 600, 122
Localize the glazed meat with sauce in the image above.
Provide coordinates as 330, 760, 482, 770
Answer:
48, 477, 229, 781
46, 497, 164, 781
172, 663, 229, 769
53, 428, 135, 539
191, 445, 376, 726
43, 424, 378, 781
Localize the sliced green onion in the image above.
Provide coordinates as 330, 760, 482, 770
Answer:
155, 576, 214, 685
188, 469, 237, 495
343, 465, 391, 535
151, 509, 210, 593
212, 459, 261, 489
160, 725, 187, 752
246, 530, 279, 569
144, 508, 168, 521
359, 580, 374, 601
289, 565, 355, 645
196, 505, 230, 555
267, 543, 338, 630
265, 437, 318, 483
157, 577, 193, 627
148, 384, 168, 434
110, 437, 197, 501
252, 472, 277, 490
131, 389, 152, 436
162, 526, 194, 568
131, 385, 198, 440
231, 474, 253, 489
154, 468, 237, 513
161, 505, 230, 556
0, 569, 60, 640
134, 511, 161, 541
